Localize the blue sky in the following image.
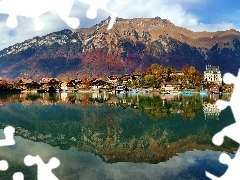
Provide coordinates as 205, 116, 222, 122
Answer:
0, 0, 240, 50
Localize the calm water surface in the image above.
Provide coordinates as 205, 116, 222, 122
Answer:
0, 92, 237, 180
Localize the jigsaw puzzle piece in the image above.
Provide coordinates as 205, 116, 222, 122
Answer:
212, 123, 240, 146
24, 155, 60, 180
54, 0, 80, 29
77, 0, 117, 29
12, 172, 24, 180
224, 70, 240, 121
206, 149, 240, 179
0, 0, 79, 30
0, 126, 15, 146
0, 160, 8, 171
77, 0, 110, 18
206, 171, 220, 180
216, 100, 229, 111
0, 0, 47, 29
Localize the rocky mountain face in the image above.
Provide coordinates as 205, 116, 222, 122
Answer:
1, 17, 240, 80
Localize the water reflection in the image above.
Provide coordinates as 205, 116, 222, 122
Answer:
0, 92, 230, 120
0, 133, 229, 180
0, 92, 236, 179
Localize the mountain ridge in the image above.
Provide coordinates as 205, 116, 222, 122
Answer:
1, 17, 240, 80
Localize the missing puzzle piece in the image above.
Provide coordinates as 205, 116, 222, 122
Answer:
212, 122, 240, 146
76, 0, 117, 30
206, 149, 240, 179
24, 155, 60, 180
206, 70, 240, 179
0, 0, 80, 30
0, 126, 15, 146
211, 70, 240, 148
0, 0, 117, 30
0, 160, 8, 171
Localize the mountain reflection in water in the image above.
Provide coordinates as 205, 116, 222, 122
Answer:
0, 92, 237, 179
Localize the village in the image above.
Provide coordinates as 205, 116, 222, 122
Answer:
0, 64, 234, 94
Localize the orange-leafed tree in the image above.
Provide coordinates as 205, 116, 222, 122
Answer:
0, 80, 8, 90
81, 77, 91, 89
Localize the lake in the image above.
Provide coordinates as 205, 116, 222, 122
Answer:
0, 92, 237, 180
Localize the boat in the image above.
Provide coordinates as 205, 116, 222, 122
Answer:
182, 90, 193, 96
129, 89, 139, 94
160, 91, 170, 94
200, 90, 208, 96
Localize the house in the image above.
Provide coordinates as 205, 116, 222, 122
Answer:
107, 75, 121, 85
39, 78, 60, 92
40, 78, 59, 86
90, 79, 110, 91
204, 65, 222, 86
17, 78, 34, 90
209, 83, 220, 94
74, 79, 82, 90
131, 74, 141, 81
67, 80, 76, 92
170, 71, 184, 76
121, 74, 132, 84
161, 82, 180, 92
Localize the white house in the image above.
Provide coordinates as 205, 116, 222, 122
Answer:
204, 65, 222, 86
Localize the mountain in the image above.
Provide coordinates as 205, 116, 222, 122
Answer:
1, 17, 240, 80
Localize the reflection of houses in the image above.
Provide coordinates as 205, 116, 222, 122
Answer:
160, 94, 176, 101
209, 93, 219, 103
91, 92, 109, 102
203, 102, 221, 120
204, 65, 222, 86
60, 81, 68, 91
131, 74, 140, 80
59, 92, 68, 101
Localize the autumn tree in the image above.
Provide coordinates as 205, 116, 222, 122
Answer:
132, 68, 142, 75
181, 65, 203, 89
0, 80, 9, 90
81, 77, 91, 89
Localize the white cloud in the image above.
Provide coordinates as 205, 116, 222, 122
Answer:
0, 132, 227, 180
0, 0, 238, 50
109, 0, 237, 32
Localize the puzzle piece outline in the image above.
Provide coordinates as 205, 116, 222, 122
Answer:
0, 126, 15, 147
0, 0, 117, 30
76, 0, 117, 30
0, 0, 80, 31
24, 155, 60, 180
206, 69, 240, 179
